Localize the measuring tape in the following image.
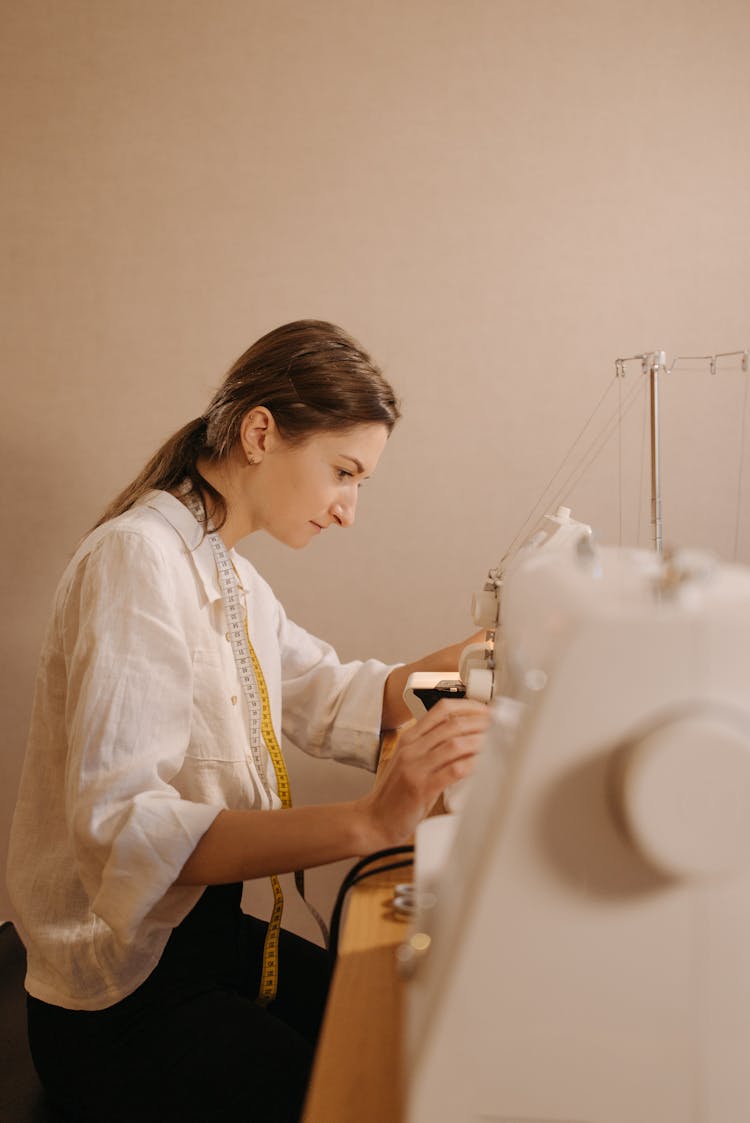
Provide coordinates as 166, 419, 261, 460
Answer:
184, 491, 328, 1003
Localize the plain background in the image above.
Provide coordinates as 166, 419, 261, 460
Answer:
3, 0, 750, 936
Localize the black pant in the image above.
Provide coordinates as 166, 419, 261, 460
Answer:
27, 884, 332, 1123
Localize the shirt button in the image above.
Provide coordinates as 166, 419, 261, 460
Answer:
231, 695, 238, 706
225, 632, 231, 642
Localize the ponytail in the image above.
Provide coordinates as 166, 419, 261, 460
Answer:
92, 416, 221, 530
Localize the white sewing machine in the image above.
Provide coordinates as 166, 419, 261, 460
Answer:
401, 508, 750, 1123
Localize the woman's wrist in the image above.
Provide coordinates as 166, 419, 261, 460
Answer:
351, 793, 393, 855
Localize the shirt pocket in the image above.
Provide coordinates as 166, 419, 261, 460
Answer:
186, 649, 246, 763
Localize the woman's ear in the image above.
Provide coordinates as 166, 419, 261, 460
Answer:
240, 408, 275, 462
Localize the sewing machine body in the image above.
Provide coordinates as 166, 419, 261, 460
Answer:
403, 519, 750, 1123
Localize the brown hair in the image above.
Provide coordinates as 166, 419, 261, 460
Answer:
94, 320, 401, 531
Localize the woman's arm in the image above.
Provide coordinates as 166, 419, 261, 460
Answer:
380, 632, 485, 729
176, 697, 490, 885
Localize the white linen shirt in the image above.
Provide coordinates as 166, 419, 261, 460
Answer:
7, 490, 393, 1010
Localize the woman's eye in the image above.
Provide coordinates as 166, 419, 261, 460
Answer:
336, 468, 353, 481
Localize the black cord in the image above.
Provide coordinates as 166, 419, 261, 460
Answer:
328, 846, 414, 961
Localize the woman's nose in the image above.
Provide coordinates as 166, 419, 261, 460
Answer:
332, 490, 357, 527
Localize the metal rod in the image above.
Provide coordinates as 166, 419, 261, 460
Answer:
648, 354, 663, 554
615, 350, 664, 552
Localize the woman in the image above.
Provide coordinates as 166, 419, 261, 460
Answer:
8, 320, 489, 1122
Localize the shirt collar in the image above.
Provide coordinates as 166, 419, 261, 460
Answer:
140, 489, 230, 605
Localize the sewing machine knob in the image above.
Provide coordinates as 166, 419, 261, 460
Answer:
465, 667, 494, 703
619, 712, 750, 879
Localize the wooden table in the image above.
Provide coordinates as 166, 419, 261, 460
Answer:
301, 731, 413, 1123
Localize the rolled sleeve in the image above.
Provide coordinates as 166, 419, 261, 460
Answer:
278, 611, 400, 772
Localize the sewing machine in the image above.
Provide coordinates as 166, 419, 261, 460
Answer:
401, 507, 750, 1123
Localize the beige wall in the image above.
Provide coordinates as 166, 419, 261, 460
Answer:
3, 0, 750, 932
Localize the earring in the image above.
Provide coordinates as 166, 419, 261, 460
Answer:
248, 452, 257, 466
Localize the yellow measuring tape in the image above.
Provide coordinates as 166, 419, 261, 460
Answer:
243, 618, 291, 1006
243, 620, 329, 1004
243, 623, 329, 1004
183, 487, 327, 1005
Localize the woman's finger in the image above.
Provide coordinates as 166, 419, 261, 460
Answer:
407, 696, 489, 738
399, 705, 491, 760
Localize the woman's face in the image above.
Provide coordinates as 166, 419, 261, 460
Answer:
250, 421, 389, 549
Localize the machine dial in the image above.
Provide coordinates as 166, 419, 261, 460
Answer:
618, 710, 750, 879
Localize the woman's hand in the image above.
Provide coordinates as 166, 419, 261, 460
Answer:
357, 697, 491, 850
